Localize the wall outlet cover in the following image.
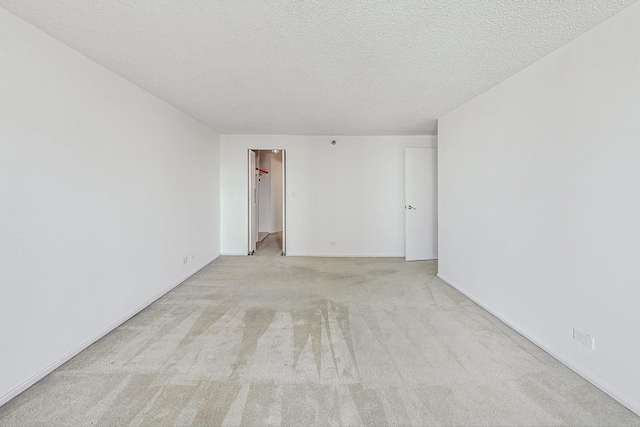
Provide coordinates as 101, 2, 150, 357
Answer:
573, 328, 595, 349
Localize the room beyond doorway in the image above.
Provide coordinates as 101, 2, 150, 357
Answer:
255, 231, 283, 256
248, 149, 286, 256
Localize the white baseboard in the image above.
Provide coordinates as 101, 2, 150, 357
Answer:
0, 255, 219, 408
286, 253, 405, 258
220, 252, 410, 258
220, 253, 405, 258
436, 273, 640, 417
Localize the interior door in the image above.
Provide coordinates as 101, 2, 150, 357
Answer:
405, 148, 438, 261
281, 150, 286, 256
248, 150, 257, 254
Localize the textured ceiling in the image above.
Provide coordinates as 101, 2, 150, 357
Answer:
1, 1, 636, 135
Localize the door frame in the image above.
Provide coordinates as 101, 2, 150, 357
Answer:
247, 150, 257, 255
281, 150, 286, 256
248, 149, 287, 256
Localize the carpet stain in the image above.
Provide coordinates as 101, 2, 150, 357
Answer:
230, 308, 276, 380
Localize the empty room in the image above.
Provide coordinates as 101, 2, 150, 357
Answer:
1, 1, 639, 426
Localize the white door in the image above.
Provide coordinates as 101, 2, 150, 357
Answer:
281, 150, 286, 256
405, 148, 437, 261
248, 150, 258, 254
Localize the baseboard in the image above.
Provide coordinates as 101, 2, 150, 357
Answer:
220, 252, 407, 258
436, 273, 640, 417
287, 253, 405, 258
0, 255, 219, 408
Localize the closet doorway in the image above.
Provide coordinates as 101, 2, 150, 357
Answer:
248, 149, 286, 256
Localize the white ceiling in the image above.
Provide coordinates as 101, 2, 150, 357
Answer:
1, 1, 636, 135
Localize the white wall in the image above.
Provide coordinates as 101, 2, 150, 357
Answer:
0, 9, 221, 405
438, 2, 640, 415
220, 135, 437, 256
270, 152, 283, 233
257, 152, 272, 233
256, 150, 283, 235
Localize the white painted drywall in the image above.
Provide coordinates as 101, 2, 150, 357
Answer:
0, 9, 220, 405
270, 152, 283, 234
258, 152, 271, 233
438, 2, 640, 414
220, 135, 437, 256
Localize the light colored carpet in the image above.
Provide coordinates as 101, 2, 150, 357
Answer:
1, 257, 638, 426
255, 232, 282, 256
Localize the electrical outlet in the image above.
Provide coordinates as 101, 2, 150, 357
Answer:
182, 257, 189, 265
573, 328, 595, 349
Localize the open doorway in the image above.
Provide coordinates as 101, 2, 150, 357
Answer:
248, 149, 286, 256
